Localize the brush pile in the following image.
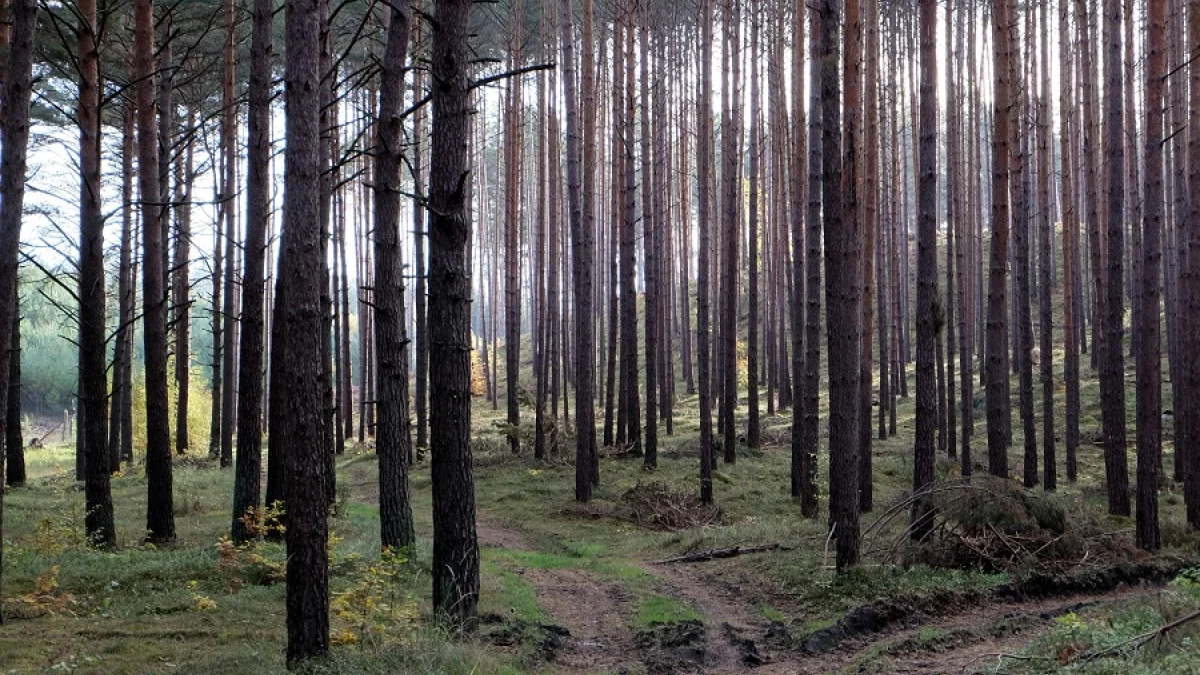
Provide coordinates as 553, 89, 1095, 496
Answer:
620, 482, 725, 530
864, 478, 1142, 576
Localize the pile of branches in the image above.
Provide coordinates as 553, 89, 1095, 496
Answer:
566, 482, 724, 531
621, 482, 725, 531
862, 477, 1141, 576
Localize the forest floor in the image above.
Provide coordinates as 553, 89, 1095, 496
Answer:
4, 383, 1200, 674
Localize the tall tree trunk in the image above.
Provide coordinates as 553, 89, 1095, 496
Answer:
79, 0, 116, 546
1037, 0, 1055, 490
504, 1, 523, 454
429, 0, 480, 626
0, 0, 37, 614
7, 312, 22, 483
109, 102, 136, 472
986, 0, 1014, 479
1100, 0, 1130, 516
859, 0, 879, 511
413, 7, 428, 453
720, 0, 741, 465
640, 6, 659, 469
619, 4, 640, 455
824, 0, 862, 569
137, 0, 175, 544
374, 0, 416, 550
220, 0, 239, 468
746, 5, 761, 451
231, 0, 273, 545
1181, 0, 1200, 526
788, 0, 810, 505
173, 115, 194, 456
1012, 0, 1036, 489
697, 0, 715, 504
1061, 0, 1079, 482
912, 0, 937, 540
800, 0, 822, 518
279, 0, 330, 661
562, 0, 595, 498
1136, 0, 1165, 551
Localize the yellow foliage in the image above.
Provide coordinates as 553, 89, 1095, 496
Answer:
14, 565, 74, 615
131, 356, 214, 456
187, 580, 217, 611
331, 548, 418, 651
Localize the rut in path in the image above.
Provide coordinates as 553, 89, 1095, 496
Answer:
482, 516, 1172, 675
477, 520, 642, 675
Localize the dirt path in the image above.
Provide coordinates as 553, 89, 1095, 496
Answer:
478, 518, 641, 674
793, 583, 1166, 674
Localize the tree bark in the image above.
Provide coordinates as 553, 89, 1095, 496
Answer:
1135, 0, 1165, 551
279, 0, 330, 662
824, 0, 862, 569
1100, 0, 1130, 516
697, 0, 715, 504
232, 0, 273, 545
561, 0, 595, 497
374, 0, 416, 550
137, 0, 176, 544
986, 0, 1014, 479
913, 0, 938, 540
0, 0, 37, 613
429, 0, 480, 626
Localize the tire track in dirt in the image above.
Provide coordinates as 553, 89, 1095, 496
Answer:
792, 583, 1167, 674
478, 519, 641, 675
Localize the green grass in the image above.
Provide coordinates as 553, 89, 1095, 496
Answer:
635, 595, 702, 627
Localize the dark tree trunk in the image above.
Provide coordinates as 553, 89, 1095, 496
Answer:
80, 58, 116, 543
1136, 0, 1165, 551
1100, 0, 1130, 516
720, 0, 740, 465
413, 8, 428, 453
1011, 6, 1036, 489
0, 0, 37, 610
220, 2, 239, 468
859, 0, 879, 512
788, 0, 809, 504
503, 5, 523, 455
1061, 0, 1079, 483
619, 6, 640, 455
429, 0, 480, 626
7, 312, 23, 484
746, 6, 761, 452
640, 6, 659, 469
986, 0, 1014, 479
1037, 0, 1055, 490
231, 0, 273, 545
824, 0, 862, 569
279, 0, 330, 662
800, 0, 822, 519
374, 0, 416, 550
912, 0, 937, 540
173, 118, 194, 457
137, 0, 175, 544
562, 0, 595, 498
697, 0, 714, 504
1181, 0, 1200, 526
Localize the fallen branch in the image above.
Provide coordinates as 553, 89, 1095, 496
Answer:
1081, 607, 1200, 662
651, 543, 789, 565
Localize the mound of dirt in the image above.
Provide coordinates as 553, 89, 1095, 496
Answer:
636, 620, 707, 674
